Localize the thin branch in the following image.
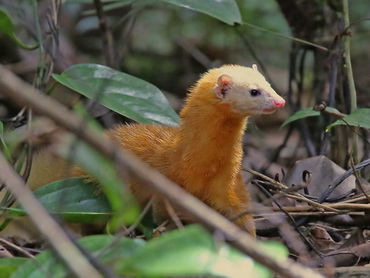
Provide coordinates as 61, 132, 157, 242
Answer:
0, 65, 324, 278
341, 193, 370, 203
0, 153, 102, 278
0, 237, 35, 258
235, 27, 275, 88
342, 0, 357, 112
350, 157, 370, 203
257, 211, 363, 217
244, 168, 288, 189
342, 0, 359, 163
120, 197, 154, 237
93, 0, 116, 68
164, 199, 184, 229
279, 192, 340, 213
314, 103, 347, 118
253, 180, 322, 256
318, 158, 370, 202
241, 21, 329, 52
176, 38, 212, 69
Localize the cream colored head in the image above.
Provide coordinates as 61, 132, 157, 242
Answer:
212, 64, 285, 116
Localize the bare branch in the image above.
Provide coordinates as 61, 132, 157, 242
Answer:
0, 153, 102, 278
93, 0, 116, 68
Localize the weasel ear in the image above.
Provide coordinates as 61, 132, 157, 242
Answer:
214, 74, 233, 99
252, 64, 259, 71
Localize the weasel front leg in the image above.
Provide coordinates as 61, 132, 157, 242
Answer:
228, 174, 256, 237
233, 210, 256, 237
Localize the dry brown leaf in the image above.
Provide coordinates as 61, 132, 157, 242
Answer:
285, 155, 370, 200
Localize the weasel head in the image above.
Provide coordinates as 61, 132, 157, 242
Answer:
213, 64, 285, 116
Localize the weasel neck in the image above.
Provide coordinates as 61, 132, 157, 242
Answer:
175, 101, 248, 192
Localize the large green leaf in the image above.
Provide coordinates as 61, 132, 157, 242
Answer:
10, 226, 287, 278
326, 108, 370, 130
6, 178, 112, 223
11, 235, 145, 278
0, 258, 28, 278
52, 64, 179, 126
161, 0, 241, 25
55, 135, 139, 226
0, 9, 37, 50
118, 225, 285, 277
281, 106, 341, 128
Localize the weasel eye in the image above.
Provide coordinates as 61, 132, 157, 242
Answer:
250, 89, 261, 97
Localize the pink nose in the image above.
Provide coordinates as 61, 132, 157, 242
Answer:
274, 99, 285, 108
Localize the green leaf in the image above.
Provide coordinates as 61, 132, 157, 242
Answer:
65, 0, 113, 2
10, 235, 145, 278
10, 226, 288, 278
6, 178, 113, 224
118, 225, 274, 277
0, 9, 16, 37
56, 135, 139, 227
0, 258, 28, 278
0, 9, 37, 50
0, 121, 12, 163
161, 0, 242, 25
327, 108, 370, 131
253, 241, 289, 278
52, 63, 179, 126
281, 106, 341, 127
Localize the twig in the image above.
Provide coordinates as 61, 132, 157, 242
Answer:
235, 27, 275, 88
313, 103, 347, 118
268, 206, 358, 214
164, 200, 184, 229
342, 0, 357, 113
120, 197, 154, 237
253, 180, 322, 256
241, 21, 329, 52
317, 35, 344, 157
244, 168, 340, 212
0, 65, 324, 278
176, 39, 212, 69
0, 153, 102, 278
271, 199, 370, 211
93, 0, 116, 68
342, 0, 359, 163
22, 115, 33, 187
252, 203, 311, 263
257, 211, 363, 217
341, 193, 370, 203
244, 168, 288, 189
350, 157, 370, 203
318, 158, 370, 202
279, 192, 340, 213
326, 203, 370, 210
0, 237, 35, 258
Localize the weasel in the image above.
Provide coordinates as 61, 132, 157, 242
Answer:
73, 64, 285, 235
22, 65, 285, 236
